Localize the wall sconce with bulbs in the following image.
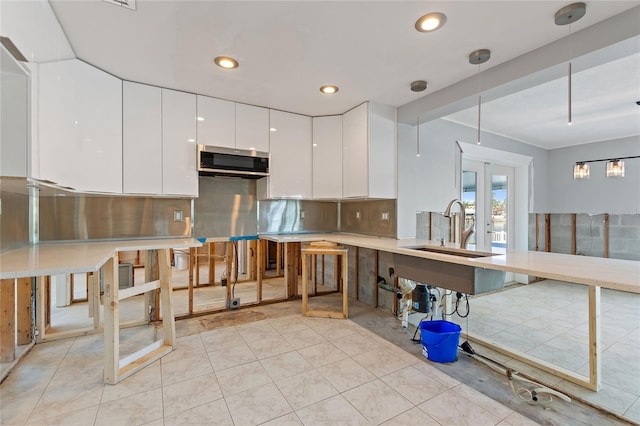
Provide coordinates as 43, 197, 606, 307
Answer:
573, 156, 639, 179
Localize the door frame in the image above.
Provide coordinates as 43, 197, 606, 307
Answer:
459, 142, 532, 284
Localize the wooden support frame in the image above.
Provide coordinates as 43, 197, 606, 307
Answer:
464, 284, 602, 391
249, 240, 257, 282
301, 245, 348, 319
354, 247, 359, 300
545, 213, 551, 252
256, 239, 263, 303
145, 250, 160, 322
103, 249, 176, 384
276, 242, 282, 276
285, 242, 300, 298
87, 273, 101, 329
373, 250, 379, 308
225, 242, 233, 303
209, 243, 216, 285
16, 277, 32, 346
0, 278, 16, 362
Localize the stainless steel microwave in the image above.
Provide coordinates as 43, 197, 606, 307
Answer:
197, 145, 269, 179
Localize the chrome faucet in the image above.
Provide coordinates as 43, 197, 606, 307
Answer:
443, 199, 475, 249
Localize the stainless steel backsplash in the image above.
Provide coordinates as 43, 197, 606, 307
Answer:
194, 176, 258, 238
39, 195, 191, 241
340, 199, 397, 238
0, 190, 31, 252
258, 199, 339, 234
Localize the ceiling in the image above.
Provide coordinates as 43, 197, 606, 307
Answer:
445, 52, 640, 149
48, 0, 640, 149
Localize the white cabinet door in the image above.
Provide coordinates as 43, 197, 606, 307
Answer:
162, 89, 198, 196
123, 81, 162, 194
368, 102, 396, 199
1, 49, 29, 177
312, 115, 342, 199
342, 102, 368, 198
266, 110, 312, 198
236, 103, 269, 152
39, 59, 122, 193
197, 95, 235, 149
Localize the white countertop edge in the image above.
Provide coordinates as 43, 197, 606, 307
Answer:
0, 238, 202, 280
258, 233, 640, 294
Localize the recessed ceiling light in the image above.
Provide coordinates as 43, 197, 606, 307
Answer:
197, 116, 205, 121
415, 12, 447, 32
270, 127, 277, 132
214, 56, 239, 69
320, 85, 339, 94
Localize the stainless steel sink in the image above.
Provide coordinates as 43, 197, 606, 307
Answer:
406, 245, 496, 258
393, 246, 505, 295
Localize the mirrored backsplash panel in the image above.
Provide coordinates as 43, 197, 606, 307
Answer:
39, 196, 191, 241
416, 211, 451, 242
258, 200, 338, 234
341, 199, 396, 238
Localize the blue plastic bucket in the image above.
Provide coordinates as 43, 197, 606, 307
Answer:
419, 320, 461, 363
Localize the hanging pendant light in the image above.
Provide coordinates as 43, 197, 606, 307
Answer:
568, 62, 572, 125
468, 49, 491, 145
573, 162, 589, 179
477, 95, 482, 145
555, 3, 586, 125
606, 160, 625, 177
411, 80, 427, 158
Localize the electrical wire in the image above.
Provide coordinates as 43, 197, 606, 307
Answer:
443, 292, 470, 318
231, 241, 239, 299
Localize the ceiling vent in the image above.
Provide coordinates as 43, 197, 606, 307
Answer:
103, 0, 136, 11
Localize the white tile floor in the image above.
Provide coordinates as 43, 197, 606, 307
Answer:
0, 314, 540, 426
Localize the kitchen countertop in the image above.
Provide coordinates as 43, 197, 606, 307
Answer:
261, 233, 640, 294
0, 238, 202, 279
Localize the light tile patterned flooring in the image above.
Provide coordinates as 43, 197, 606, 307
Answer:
443, 280, 640, 422
0, 314, 540, 426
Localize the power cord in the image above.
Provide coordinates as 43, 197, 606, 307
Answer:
231, 241, 239, 299
444, 292, 470, 318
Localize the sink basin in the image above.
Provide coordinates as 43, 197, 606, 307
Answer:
405, 245, 497, 258
393, 247, 505, 295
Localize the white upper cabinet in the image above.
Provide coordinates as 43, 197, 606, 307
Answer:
123, 81, 162, 194
1, 47, 29, 177
39, 59, 122, 193
162, 89, 198, 197
258, 110, 312, 199
342, 102, 396, 199
236, 103, 269, 152
342, 103, 368, 198
197, 95, 235, 149
312, 115, 342, 199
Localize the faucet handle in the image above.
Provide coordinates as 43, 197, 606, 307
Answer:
439, 238, 445, 246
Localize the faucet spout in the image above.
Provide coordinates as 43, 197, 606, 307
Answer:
443, 199, 473, 249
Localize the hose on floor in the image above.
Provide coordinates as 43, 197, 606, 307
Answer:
459, 341, 572, 406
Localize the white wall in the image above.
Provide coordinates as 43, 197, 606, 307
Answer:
547, 136, 640, 214
397, 118, 549, 238
0, 0, 74, 65
0, 0, 75, 180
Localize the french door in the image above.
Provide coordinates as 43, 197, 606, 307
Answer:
462, 160, 515, 254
